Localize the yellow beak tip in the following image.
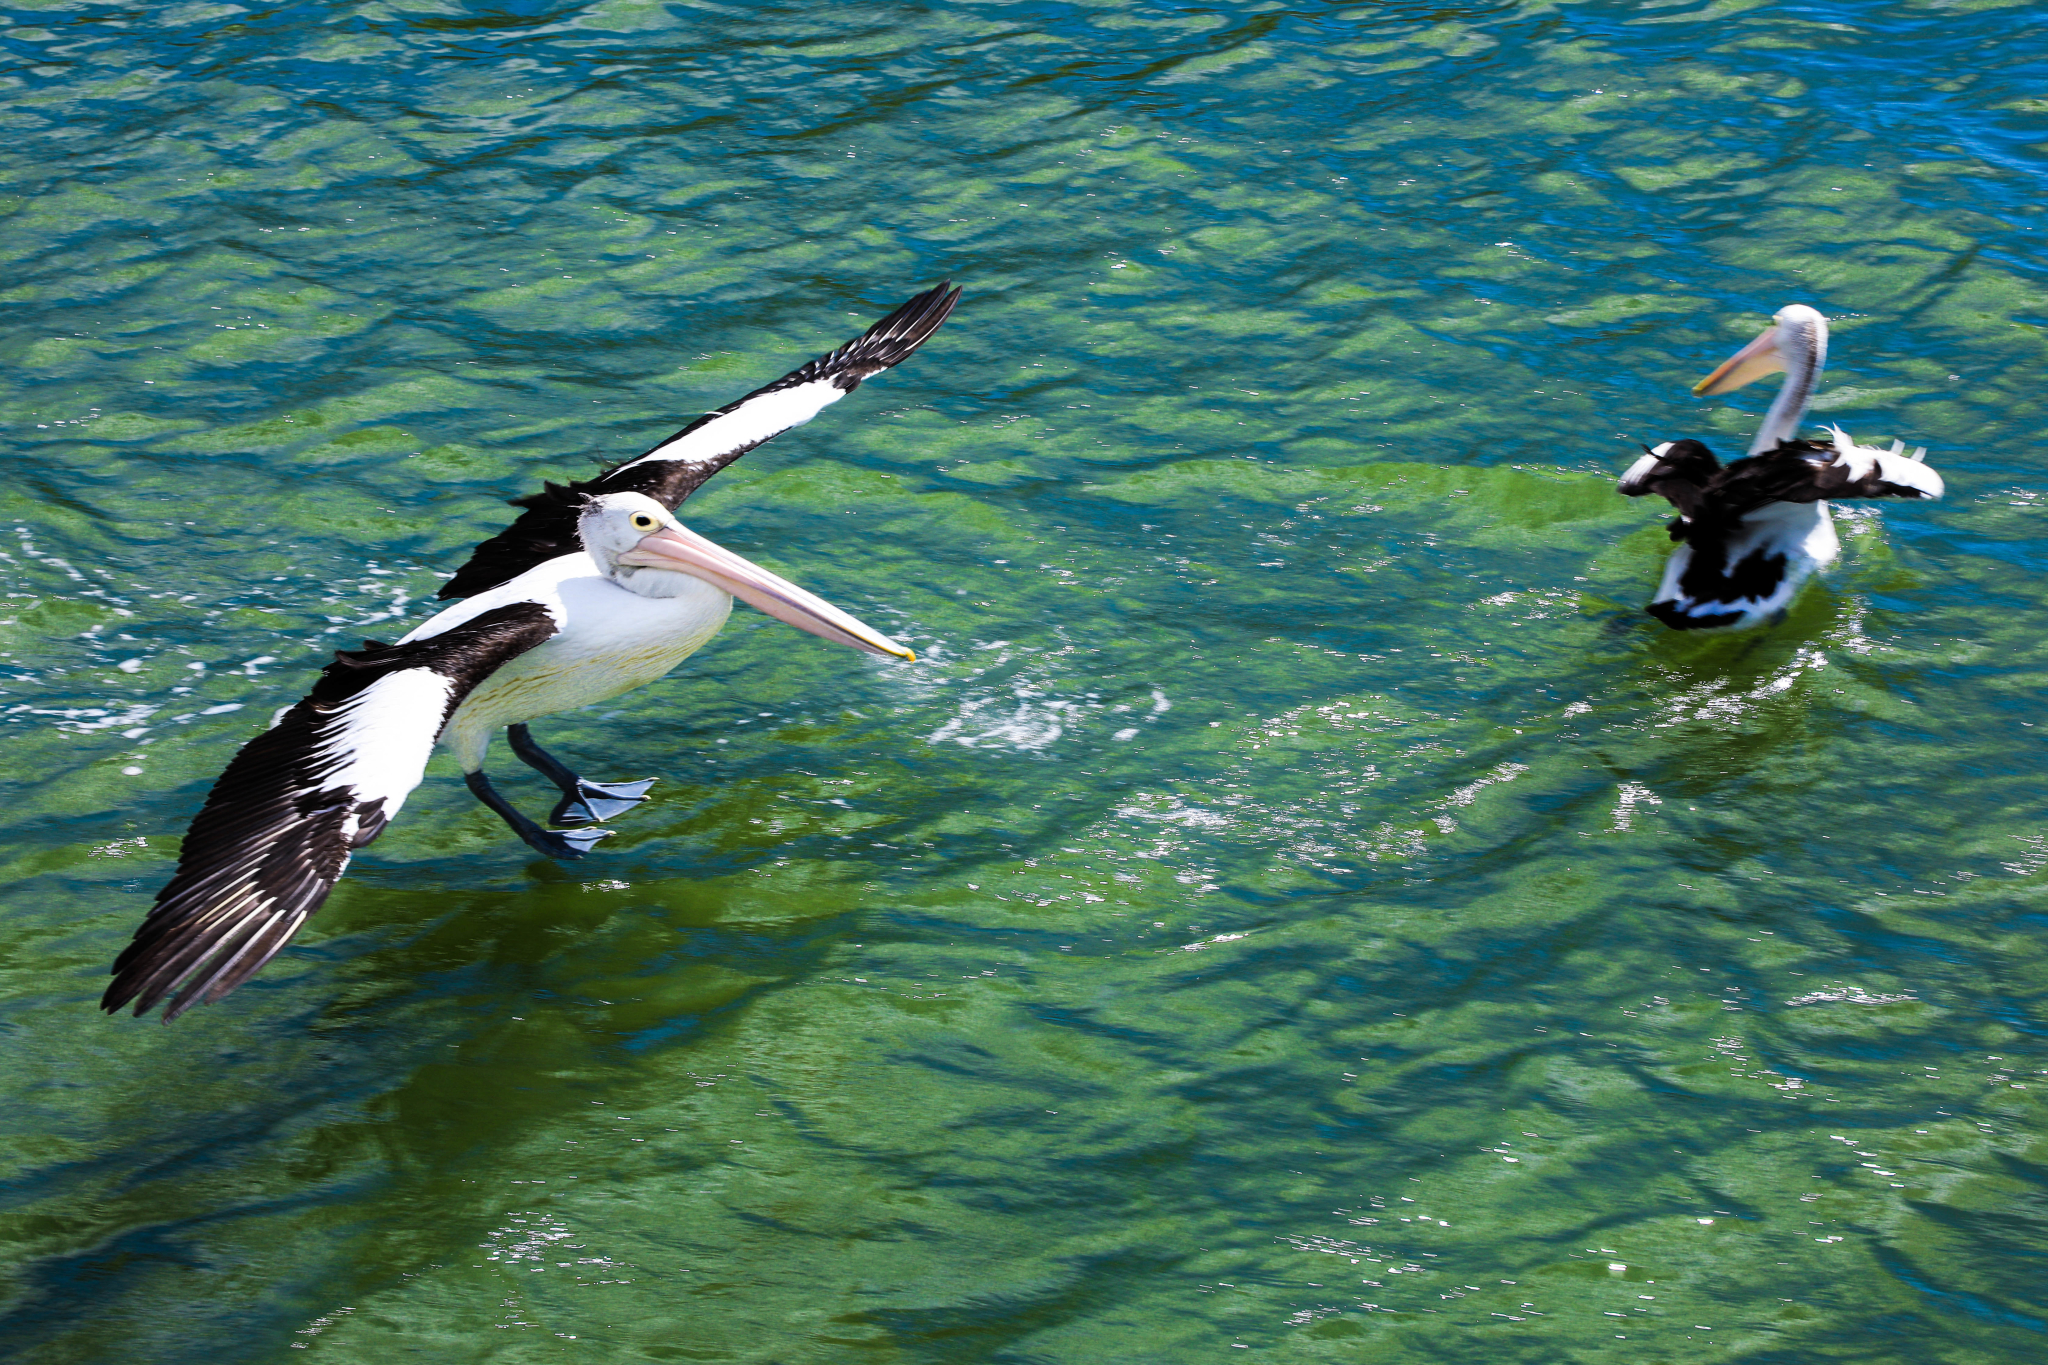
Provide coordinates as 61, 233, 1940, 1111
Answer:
899, 649, 918, 663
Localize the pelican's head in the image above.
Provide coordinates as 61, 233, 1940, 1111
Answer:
1693, 304, 1829, 397
577, 492, 915, 661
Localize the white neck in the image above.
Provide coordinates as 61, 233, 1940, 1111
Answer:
611, 563, 722, 600
1750, 312, 1827, 455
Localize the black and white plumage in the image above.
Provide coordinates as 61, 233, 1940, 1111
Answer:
106, 285, 956, 1021
442, 280, 961, 600
1618, 304, 1943, 630
108, 493, 915, 1020
103, 605, 560, 1019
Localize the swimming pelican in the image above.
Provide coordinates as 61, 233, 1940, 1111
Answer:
1618, 304, 1943, 629
104, 285, 957, 1020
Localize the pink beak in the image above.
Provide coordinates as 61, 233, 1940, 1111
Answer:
616, 523, 915, 661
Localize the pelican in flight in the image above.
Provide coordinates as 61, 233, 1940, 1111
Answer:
1618, 303, 1943, 629
105, 282, 960, 1020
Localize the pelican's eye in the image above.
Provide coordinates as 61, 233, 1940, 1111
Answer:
629, 512, 659, 532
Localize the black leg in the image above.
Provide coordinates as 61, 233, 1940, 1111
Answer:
505, 723, 657, 827
465, 770, 610, 859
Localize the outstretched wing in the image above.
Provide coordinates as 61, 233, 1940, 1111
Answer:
1711, 428, 1943, 516
1799, 426, 1944, 500
104, 602, 561, 1022
440, 281, 962, 600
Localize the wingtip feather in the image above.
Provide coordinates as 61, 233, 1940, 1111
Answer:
440, 282, 963, 600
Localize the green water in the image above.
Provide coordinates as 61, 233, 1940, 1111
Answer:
4, 0, 2048, 1360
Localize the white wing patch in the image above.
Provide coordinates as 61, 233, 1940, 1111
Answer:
108, 599, 565, 1019
617, 379, 847, 472
405, 555, 580, 644
313, 668, 458, 818
1817, 425, 1943, 499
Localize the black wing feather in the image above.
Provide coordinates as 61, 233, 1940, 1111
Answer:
1698, 440, 1844, 518
1630, 438, 1939, 541
1712, 438, 1938, 509
440, 281, 962, 600
1617, 439, 1721, 519
105, 603, 559, 1022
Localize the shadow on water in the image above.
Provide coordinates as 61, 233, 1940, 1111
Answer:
0, 861, 865, 1361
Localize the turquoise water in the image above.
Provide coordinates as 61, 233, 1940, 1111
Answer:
4, 0, 2048, 1359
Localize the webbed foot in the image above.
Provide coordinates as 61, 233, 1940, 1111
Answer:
551, 778, 658, 827
508, 725, 659, 827
518, 824, 614, 859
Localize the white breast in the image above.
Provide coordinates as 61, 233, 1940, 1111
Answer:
440, 570, 732, 770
